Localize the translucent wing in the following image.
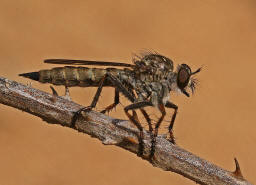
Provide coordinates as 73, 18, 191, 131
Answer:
44, 59, 135, 67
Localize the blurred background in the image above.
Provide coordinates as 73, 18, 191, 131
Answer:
0, 0, 255, 184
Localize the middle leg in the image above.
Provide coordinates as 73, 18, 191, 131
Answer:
149, 103, 166, 159
101, 88, 119, 114
124, 101, 153, 157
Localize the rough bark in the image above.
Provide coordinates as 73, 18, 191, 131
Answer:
0, 77, 253, 185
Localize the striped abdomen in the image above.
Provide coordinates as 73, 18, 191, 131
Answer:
19, 66, 120, 87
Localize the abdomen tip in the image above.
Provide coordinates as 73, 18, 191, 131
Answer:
19, 72, 39, 81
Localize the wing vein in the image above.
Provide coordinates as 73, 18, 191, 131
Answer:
44, 59, 135, 67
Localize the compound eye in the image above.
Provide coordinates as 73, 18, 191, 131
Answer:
177, 67, 190, 89
179, 68, 189, 83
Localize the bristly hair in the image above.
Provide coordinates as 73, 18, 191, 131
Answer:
132, 49, 160, 63
190, 65, 203, 94
189, 77, 199, 94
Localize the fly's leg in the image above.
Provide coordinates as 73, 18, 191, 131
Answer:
132, 110, 140, 123
106, 72, 136, 103
140, 109, 153, 133
71, 75, 107, 128
107, 72, 157, 158
149, 104, 166, 159
101, 88, 119, 114
124, 101, 153, 157
140, 108, 154, 155
106, 73, 150, 157
101, 85, 136, 114
165, 101, 178, 144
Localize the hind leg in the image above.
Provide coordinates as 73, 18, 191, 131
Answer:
71, 75, 108, 128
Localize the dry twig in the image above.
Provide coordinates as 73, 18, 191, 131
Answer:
0, 76, 253, 185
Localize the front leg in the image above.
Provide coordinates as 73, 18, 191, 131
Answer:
165, 101, 178, 144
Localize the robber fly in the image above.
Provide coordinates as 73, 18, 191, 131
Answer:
19, 52, 201, 159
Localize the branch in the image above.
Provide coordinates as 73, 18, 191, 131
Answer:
0, 76, 252, 185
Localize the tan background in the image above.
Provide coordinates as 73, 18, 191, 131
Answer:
0, 0, 255, 184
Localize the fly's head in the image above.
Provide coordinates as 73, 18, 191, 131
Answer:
175, 64, 201, 97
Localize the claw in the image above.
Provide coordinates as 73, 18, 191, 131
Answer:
71, 106, 93, 128
100, 109, 107, 114
168, 130, 176, 144
136, 130, 144, 157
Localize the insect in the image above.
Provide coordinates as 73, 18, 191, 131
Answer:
19, 52, 201, 159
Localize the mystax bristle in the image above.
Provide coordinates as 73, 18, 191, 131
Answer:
19, 72, 39, 81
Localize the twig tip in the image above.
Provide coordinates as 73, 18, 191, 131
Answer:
232, 157, 244, 180
50, 85, 59, 102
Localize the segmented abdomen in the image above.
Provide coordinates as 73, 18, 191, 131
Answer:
38, 66, 117, 87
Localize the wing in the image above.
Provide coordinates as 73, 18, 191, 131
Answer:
44, 59, 135, 67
